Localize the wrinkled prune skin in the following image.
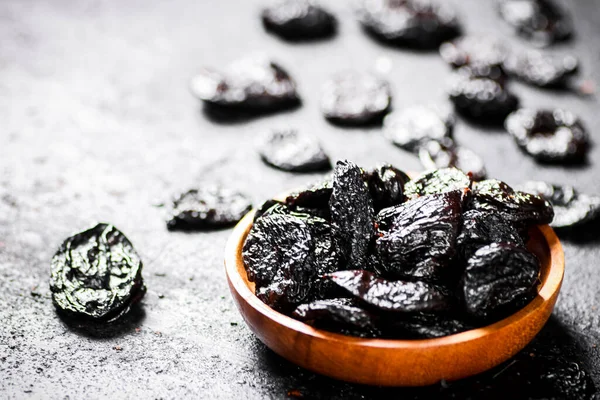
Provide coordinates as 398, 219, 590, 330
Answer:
258, 129, 331, 172
375, 191, 463, 281
329, 160, 375, 269
498, 0, 572, 45
383, 105, 454, 152
285, 179, 333, 220
419, 138, 487, 181
253, 199, 285, 222
380, 312, 473, 339
50, 223, 146, 322
503, 50, 578, 88
190, 56, 299, 110
440, 36, 508, 69
516, 181, 600, 229
403, 167, 471, 201
321, 71, 392, 125
167, 186, 252, 231
262, 0, 336, 40
326, 270, 452, 313
365, 164, 410, 211
357, 0, 460, 49
505, 108, 589, 163
461, 243, 540, 320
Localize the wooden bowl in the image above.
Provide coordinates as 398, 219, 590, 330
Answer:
224, 210, 564, 387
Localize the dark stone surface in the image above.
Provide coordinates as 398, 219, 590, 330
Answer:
0, 0, 599, 398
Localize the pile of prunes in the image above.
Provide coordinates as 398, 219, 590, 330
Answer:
243, 161, 554, 339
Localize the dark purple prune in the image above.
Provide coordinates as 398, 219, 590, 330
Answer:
262, 0, 336, 41
325, 270, 452, 313
403, 167, 471, 201
365, 164, 410, 211
357, 0, 460, 49
505, 108, 589, 163
461, 243, 540, 320
285, 179, 333, 220
471, 179, 554, 225
439, 36, 508, 69
190, 56, 299, 111
258, 129, 331, 172
516, 181, 600, 229
503, 50, 578, 88
498, 0, 572, 45
329, 160, 375, 269
50, 223, 146, 322
375, 191, 463, 281
456, 63, 507, 84
167, 186, 252, 231
253, 199, 285, 222
381, 312, 473, 339
419, 138, 487, 181
321, 71, 392, 125
383, 105, 454, 152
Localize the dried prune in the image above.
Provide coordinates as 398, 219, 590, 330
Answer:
440, 36, 508, 70
498, 0, 572, 45
419, 139, 487, 181
456, 63, 507, 84
258, 129, 331, 172
383, 105, 454, 152
253, 199, 285, 222
285, 179, 332, 220
262, 0, 336, 40
326, 270, 452, 313
381, 312, 472, 339
516, 181, 600, 229
375, 191, 463, 281
461, 243, 540, 320
505, 108, 589, 163
190, 56, 299, 111
330, 160, 375, 269
503, 50, 578, 88
321, 71, 391, 125
167, 186, 252, 231
357, 0, 460, 49
365, 164, 410, 211
403, 167, 471, 201
50, 223, 146, 322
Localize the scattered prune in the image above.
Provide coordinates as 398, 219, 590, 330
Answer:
498, 0, 572, 45
403, 167, 471, 201
381, 312, 472, 339
419, 138, 487, 181
285, 179, 332, 220
262, 0, 336, 40
190, 55, 299, 111
167, 186, 252, 231
505, 108, 589, 163
375, 191, 463, 281
456, 63, 507, 84
50, 223, 146, 322
440, 36, 508, 70
320, 71, 392, 125
357, 0, 460, 49
326, 270, 452, 313
330, 160, 375, 268
461, 243, 540, 320
503, 50, 578, 88
258, 129, 331, 172
516, 181, 600, 229
383, 105, 454, 152
365, 164, 410, 211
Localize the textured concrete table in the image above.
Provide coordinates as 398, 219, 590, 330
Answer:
1, 0, 598, 398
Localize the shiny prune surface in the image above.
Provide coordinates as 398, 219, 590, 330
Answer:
505, 108, 589, 163
258, 129, 331, 172
440, 36, 508, 69
419, 138, 487, 181
381, 312, 473, 339
50, 223, 146, 322
167, 186, 252, 231
262, 0, 336, 40
403, 167, 471, 201
285, 179, 332, 220
365, 164, 410, 211
503, 50, 578, 88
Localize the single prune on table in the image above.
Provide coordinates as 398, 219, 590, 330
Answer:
357, 0, 460, 49
498, 0, 572, 45
326, 270, 452, 313
503, 50, 578, 88
440, 36, 508, 70
190, 55, 299, 111
505, 108, 589, 163
419, 138, 487, 181
285, 179, 332, 220
516, 181, 600, 230
321, 71, 392, 125
262, 0, 336, 40
50, 223, 146, 322
380, 312, 472, 339
375, 191, 463, 281
167, 186, 252, 231
383, 105, 454, 152
330, 160, 375, 269
403, 167, 471, 201
365, 164, 410, 211
461, 243, 540, 320
258, 129, 331, 173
